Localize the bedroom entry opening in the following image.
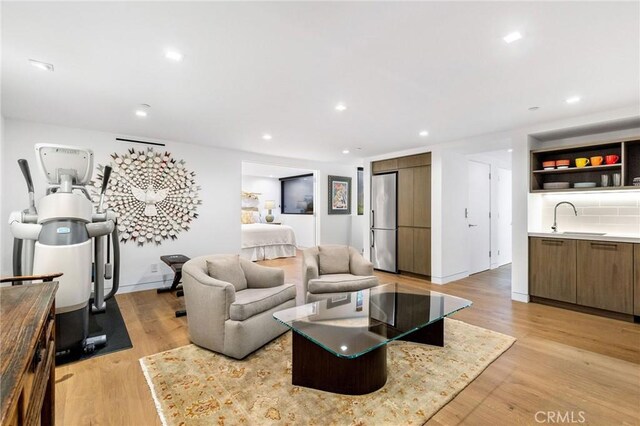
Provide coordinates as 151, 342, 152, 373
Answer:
241, 162, 319, 259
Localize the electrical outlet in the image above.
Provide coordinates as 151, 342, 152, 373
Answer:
150, 263, 159, 273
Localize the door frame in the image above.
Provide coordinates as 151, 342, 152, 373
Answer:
467, 160, 492, 275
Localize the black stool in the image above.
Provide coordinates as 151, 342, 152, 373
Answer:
157, 254, 190, 317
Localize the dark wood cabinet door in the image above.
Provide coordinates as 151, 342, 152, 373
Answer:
413, 228, 431, 276
635, 245, 640, 316
529, 238, 577, 303
397, 168, 414, 227
398, 227, 414, 272
372, 158, 398, 174
413, 166, 431, 228
577, 241, 633, 314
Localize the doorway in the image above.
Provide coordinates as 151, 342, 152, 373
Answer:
242, 162, 319, 248
467, 160, 491, 274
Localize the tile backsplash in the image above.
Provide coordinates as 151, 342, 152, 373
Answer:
540, 193, 640, 236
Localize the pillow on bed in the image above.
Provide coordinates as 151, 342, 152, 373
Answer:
241, 211, 254, 224
206, 255, 248, 291
241, 210, 261, 224
318, 245, 350, 275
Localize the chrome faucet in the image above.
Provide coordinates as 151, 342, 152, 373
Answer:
551, 201, 578, 233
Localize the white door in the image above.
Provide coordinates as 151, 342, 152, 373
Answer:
497, 168, 512, 266
467, 161, 491, 275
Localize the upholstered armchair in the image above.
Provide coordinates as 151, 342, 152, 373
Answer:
302, 245, 379, 303
182, 254, 296, 359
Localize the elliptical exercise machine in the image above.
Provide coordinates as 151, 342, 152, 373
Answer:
10, 144, 121, 355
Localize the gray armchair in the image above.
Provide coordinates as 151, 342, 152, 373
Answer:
182, 254, 296, 359
302, 245, 379, 303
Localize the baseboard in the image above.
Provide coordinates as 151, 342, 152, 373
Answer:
430, 270, 469, 285
111, 278, 171, 295
511, 292, 530, 303
530, 296, 634, 322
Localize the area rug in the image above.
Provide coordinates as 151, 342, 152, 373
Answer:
140, 319, 515, 426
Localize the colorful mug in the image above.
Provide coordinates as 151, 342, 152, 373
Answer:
605, 155, 619, 165
575, 158, 590, 168
590, 156, 603, 166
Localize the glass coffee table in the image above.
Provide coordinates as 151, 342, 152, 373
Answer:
273, 283, 472, 395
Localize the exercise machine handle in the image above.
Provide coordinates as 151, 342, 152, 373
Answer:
18, 159, 34, 193
101, 165, 112, 195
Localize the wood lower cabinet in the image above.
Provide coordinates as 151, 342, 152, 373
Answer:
529, 237, 577, 303
397, 227, 431, 276
577, 240, 634, 314
398, 227, 414, 272
413, 228, 431, 276
530, 236, 638, 318
635, 245, 640, 316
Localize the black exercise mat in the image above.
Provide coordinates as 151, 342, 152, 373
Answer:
56, 296, 133, 366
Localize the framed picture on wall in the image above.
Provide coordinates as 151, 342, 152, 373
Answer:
328, 175, 351, 215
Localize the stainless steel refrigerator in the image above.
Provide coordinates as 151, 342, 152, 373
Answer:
370, 172, 397, 273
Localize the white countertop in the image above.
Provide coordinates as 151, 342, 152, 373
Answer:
528, 231, 640, 244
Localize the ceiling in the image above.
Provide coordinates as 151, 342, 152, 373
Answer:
242, 162, 313, 179
2, 2, 639, 162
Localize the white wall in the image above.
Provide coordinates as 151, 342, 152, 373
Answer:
1, 118, 359, 291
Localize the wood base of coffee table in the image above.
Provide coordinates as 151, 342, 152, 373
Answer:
400, 318, 444, 347
291, 331, 387, 395
291, 319, 445, 395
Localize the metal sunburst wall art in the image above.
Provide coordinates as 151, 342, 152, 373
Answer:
91, 148, 202, 246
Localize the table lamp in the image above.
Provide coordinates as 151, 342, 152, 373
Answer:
264, 200, 276, 223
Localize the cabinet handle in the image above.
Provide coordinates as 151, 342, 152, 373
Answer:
590, 242, 618, 248
541, 239, 564, 244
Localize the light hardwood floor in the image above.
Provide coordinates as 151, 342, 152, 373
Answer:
55, 254, 640, 425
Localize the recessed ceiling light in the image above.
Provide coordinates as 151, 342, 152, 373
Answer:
503, 31, 523, 44
262, 134, 273, 140
135, 103, 150, 117
342, 149, 350, 154
528, 106, 540, 111
566, 96, 581, 104
165, 50, 183, 62
419, 130, 429, 137
29, 59, 54, 72
507, 149, 514, 153
335, 103, 347, 112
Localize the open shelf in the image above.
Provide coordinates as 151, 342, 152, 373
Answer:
531, 185, 639, 194
530, 136, 640, 193
532, 164, 621, 175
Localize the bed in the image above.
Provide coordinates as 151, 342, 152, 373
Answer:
240, 191, 297, 261
241, 223, 297, 261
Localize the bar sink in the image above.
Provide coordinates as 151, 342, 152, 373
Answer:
561, 231, 607, 236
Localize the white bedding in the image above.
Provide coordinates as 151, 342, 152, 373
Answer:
241, 223, 297, 261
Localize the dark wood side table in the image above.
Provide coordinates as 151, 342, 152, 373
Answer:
1, 282, 58, 426
157, 255, 190, 318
